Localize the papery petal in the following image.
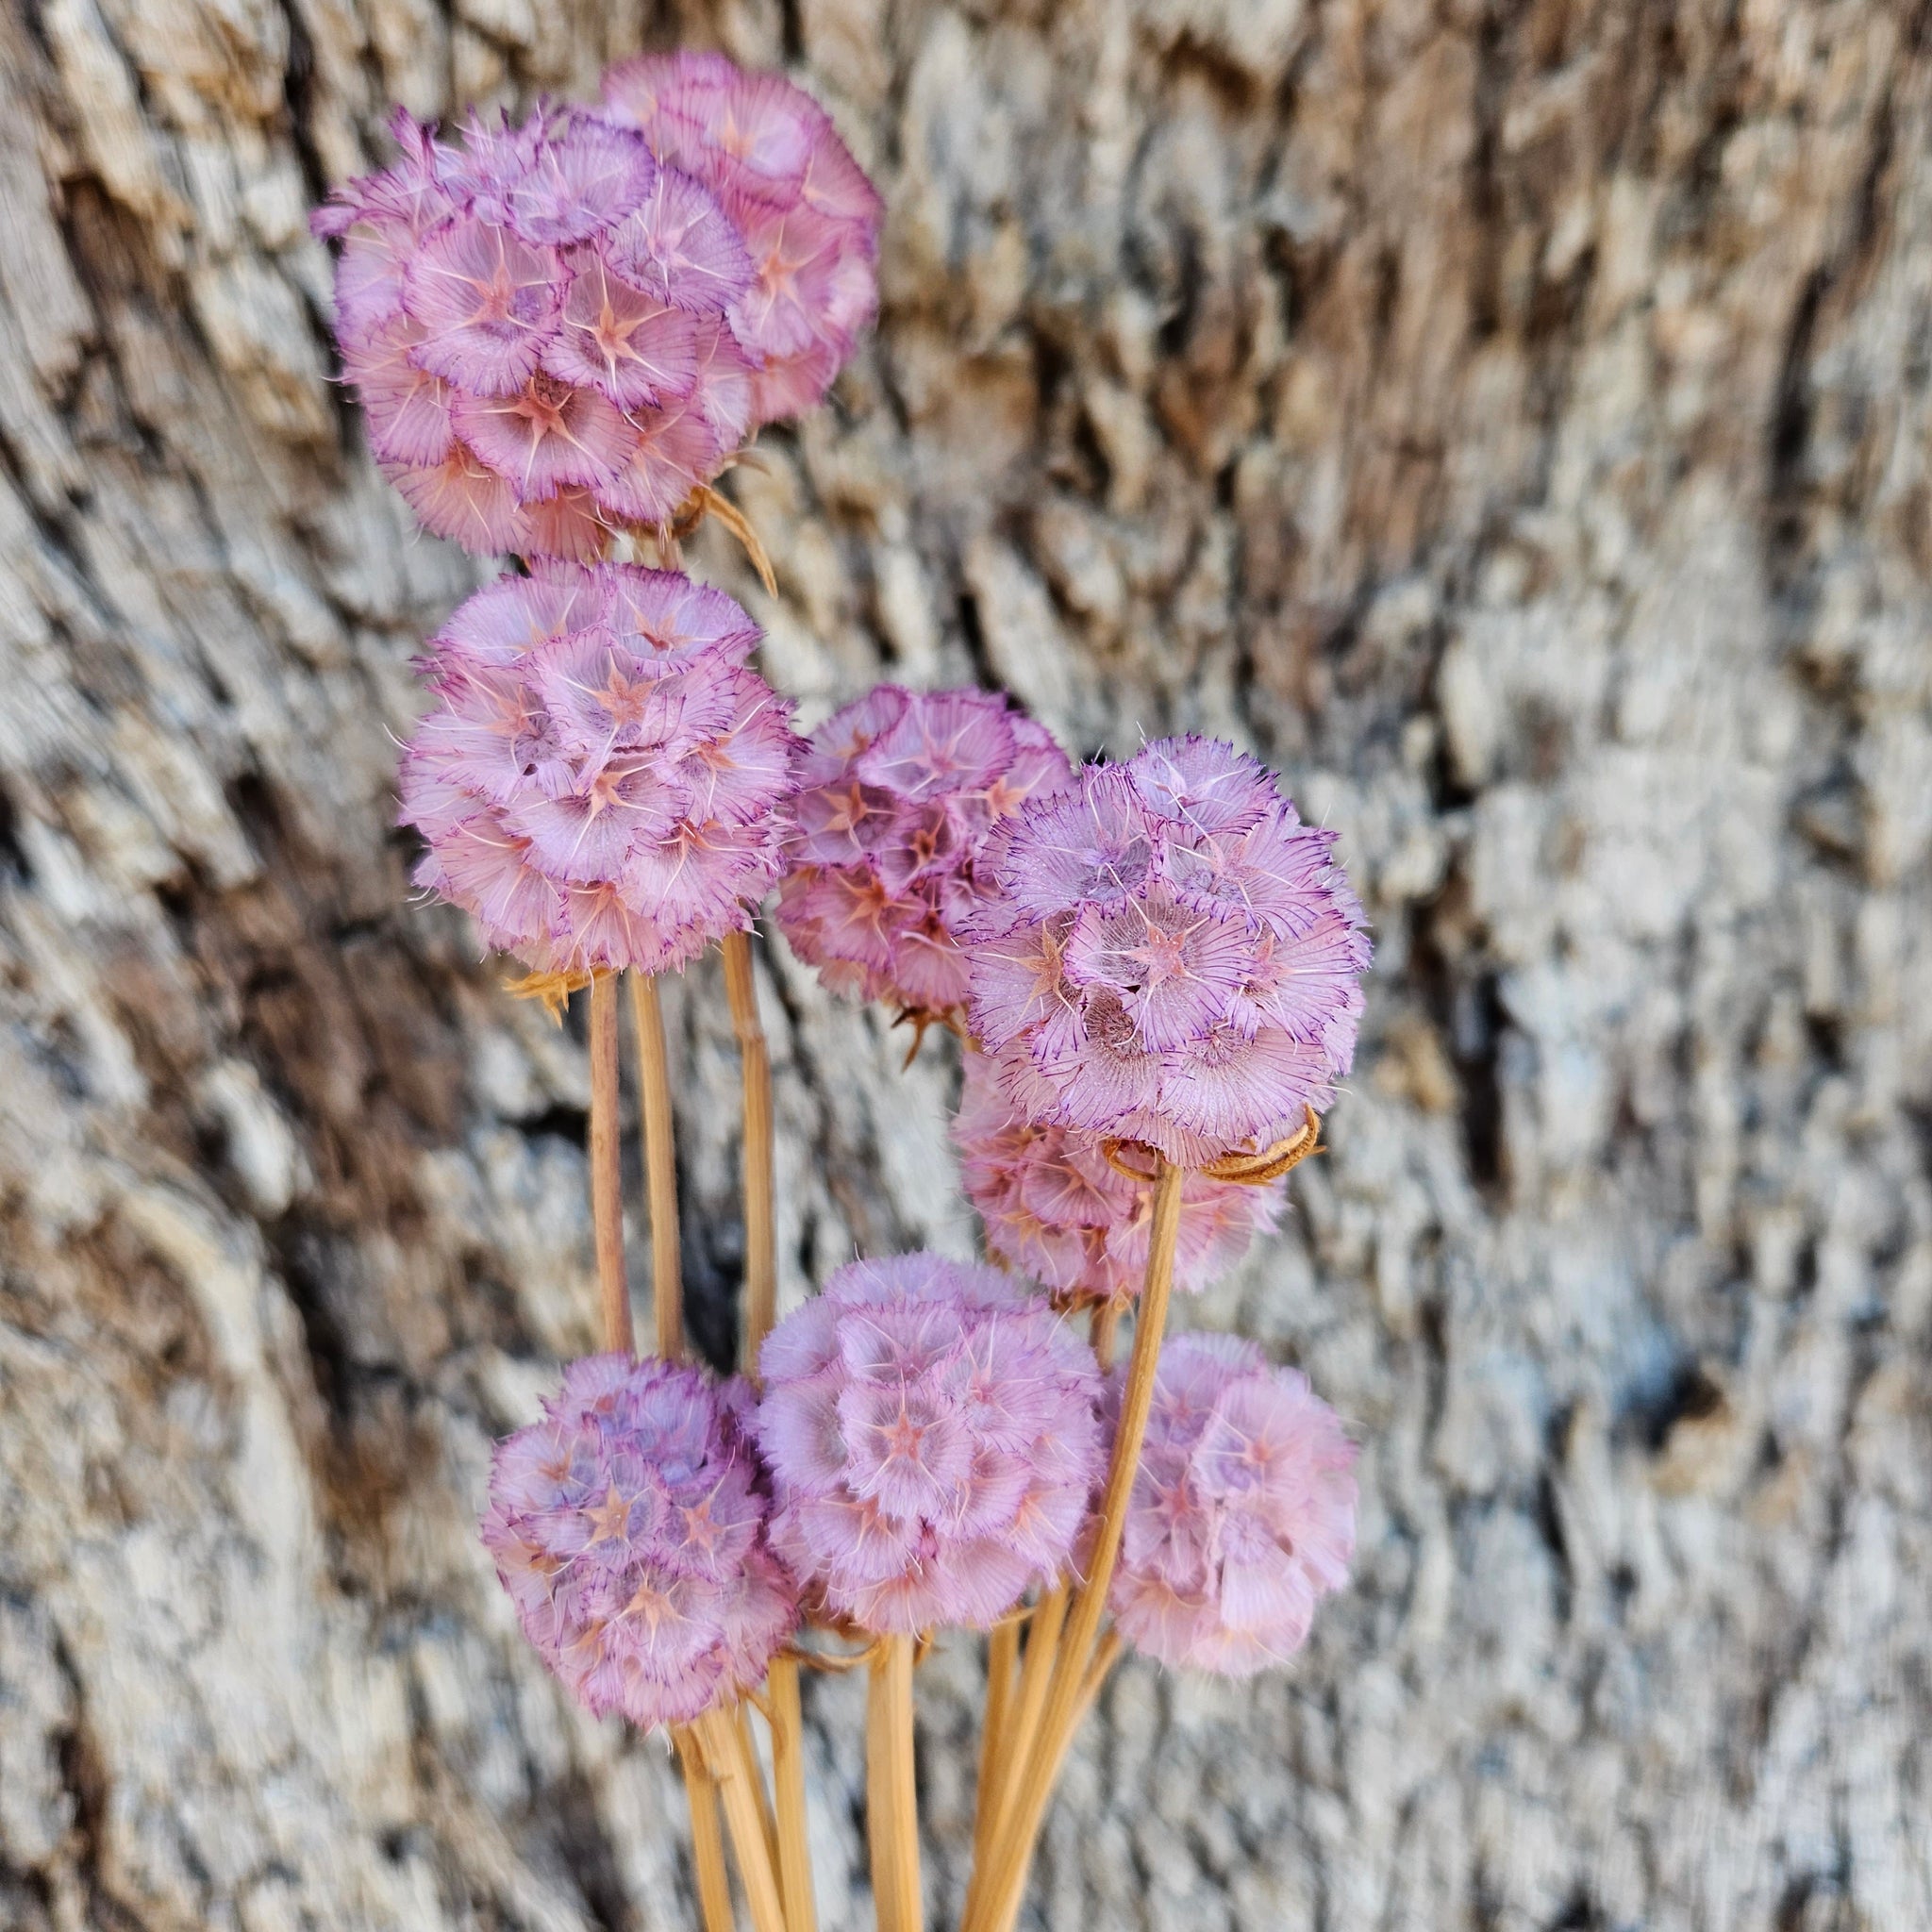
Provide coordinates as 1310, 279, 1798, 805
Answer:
384, 445, 531, 555
403, 215, 566, 397
454, 375, 638, 497
544, 247, 700, 408
606, 165, 755, 315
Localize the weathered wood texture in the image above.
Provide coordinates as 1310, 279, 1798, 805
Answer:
2, 2, 1929, 1928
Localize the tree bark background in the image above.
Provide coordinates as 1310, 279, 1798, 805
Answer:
1, 1, 1929, 1928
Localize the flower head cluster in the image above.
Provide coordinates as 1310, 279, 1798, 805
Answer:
756, 1254, 1103, 1633
312, 70, 877, 557
963, 737, 1372, 1169
603, 52, 883, 425
774, 687, 1071, 1017
1108, 1335, 1356, 1676
482, 1355, 800, 1728
400, 561, 798, 974
952, 1051, 1280, 1307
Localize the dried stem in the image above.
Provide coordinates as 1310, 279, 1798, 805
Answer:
696, 1707, 791, 1932
867, 1633, 923, 1932
588, 974, 633, 1356
1035, 1628, 1122, 1802
1089, 1298, 1121, 1373
736, 1702, 780, 1873
721, 928, 777, 1373
766, 1654, 817, 1932
627, 971, 683, 1360
967, 1158, 1184, 1932
980, 1585, 1066, 1864
673, 1725, 735, 1932
971, 1616, 1021, 1875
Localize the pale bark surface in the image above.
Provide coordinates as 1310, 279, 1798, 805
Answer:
2, 1, 1929, 1928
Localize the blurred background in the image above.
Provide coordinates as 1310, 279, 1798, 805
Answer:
1, 1, 1928, 1928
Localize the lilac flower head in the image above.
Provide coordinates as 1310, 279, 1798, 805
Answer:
755, 1254, 1103, 1633
602, 53, 883, 425
774, 686, 1071, 1019
963, 737, 1372, 1169
1108, 1335, 1356, 1675
312, 102, 762, 555
399, 561, 797, 974
952, 1051, 1281, 1307
481, 1355, 800, 1728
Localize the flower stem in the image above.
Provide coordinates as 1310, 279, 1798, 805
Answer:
673, 1725, 735, 1932
766, 1654, 817, 1932
697, 1706, 791, 1932
866, 1633, 923, 1932
967, 1157, 1183, 1932
971, 1616, 1021, 1877
980, 1585, 1066, 1861
627, 970, 683, 1360
724, 927, 812, 1930
721, 928, 777, 1374
588, 974, 633, 1357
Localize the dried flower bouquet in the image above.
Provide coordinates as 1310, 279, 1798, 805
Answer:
313, 53, 1371, 1932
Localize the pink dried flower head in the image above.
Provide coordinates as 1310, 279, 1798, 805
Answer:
755, 1254, 1104, 1634
602, 53, 882, 425
1108, 1334, 1356, 1676
399, 561, 797, 974
312, 102, 763, 556
962, 737, 1372, 1170
952, 1051, 1280, 1307
481, 1354, 800, 1728
774, 686, 1071, 1019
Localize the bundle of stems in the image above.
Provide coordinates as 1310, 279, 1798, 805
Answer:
585, 946, 1322, 1931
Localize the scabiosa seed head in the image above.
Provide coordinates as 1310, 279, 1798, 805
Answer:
1108, 1334, 1356, 1676
602, 53, 883, 426
312, 101, 769, 556
481, 1355, 800, 1729
774, 686, 1071, 1019
399, 560, 798, 974
952, 1050, 1281, 1307
755, 1254, 1104, 1634
962, 737, 1372, 1170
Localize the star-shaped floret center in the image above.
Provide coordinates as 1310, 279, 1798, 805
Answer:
581, 1482, 633, 1544
681, 1496, 724, 1562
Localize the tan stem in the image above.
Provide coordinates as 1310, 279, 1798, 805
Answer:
697, 1707, 790, 1932
974, 1626, 1125, 1914
866, 1633, 922, 1932
736, 1702, 780, 1874
971, 1617, 1021, 1876
968, 1158, 1183, 1932
865, 1644, 891, 1932
627, 970, 683, 1360
1045, 1628, 1122, 1792
981, 1586, 1066, 1862
766, 1654, 817, 1932
673, 1725, 735, 1932
588, 974, 633, 1356
721, 928, 777, 1374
